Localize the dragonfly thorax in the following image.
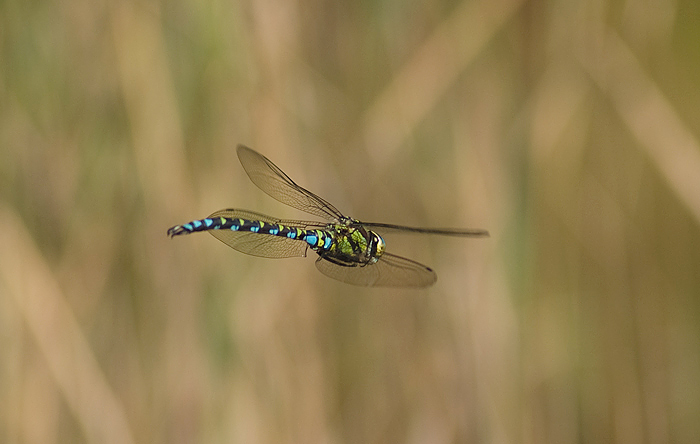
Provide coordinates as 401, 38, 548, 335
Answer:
318, 224, 385, 266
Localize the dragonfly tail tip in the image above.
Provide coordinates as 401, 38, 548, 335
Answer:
167, 226, 188, 238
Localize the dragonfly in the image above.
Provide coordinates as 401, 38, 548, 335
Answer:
167, 145, 489, 287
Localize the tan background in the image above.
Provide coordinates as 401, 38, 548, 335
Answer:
2, 0, 700, 443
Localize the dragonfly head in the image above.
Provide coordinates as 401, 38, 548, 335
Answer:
368, 230, 386, 263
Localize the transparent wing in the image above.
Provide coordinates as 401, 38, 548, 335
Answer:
207, 209, 321, 258
359, 222, 490, 237
314, 253, 437, 288
209, 209, 323, 229
237, 145, 344, 221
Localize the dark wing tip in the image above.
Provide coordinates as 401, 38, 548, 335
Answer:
236, 144, 254, 157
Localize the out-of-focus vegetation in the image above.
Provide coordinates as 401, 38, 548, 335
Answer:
2, 0, 700, 443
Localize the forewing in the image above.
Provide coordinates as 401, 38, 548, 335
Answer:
237, 145, 344, 221
207, 209, 317, 258
314, 253, 437, 288
359, 222, 490, 237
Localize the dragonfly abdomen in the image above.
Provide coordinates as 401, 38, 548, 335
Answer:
167, 217, 333, 251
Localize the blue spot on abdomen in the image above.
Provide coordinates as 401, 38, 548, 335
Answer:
306, 234, 318, 246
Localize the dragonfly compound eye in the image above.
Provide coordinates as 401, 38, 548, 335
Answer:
370, 232, 386, 260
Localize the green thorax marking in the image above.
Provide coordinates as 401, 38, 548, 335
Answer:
324, 223, 380, 266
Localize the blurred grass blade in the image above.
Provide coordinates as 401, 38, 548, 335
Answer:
0, 206, 135, 444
